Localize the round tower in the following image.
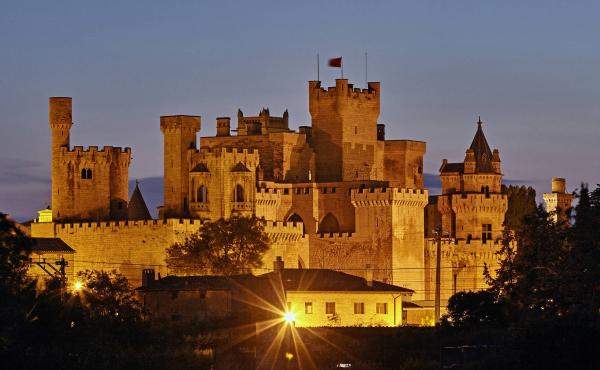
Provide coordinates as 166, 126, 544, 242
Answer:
49, 97, 73, 220
543, 177, 574, 223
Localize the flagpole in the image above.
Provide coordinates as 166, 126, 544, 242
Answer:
341, 58, 344, 79
365, 52, 368, 87
317, 53, 320, 81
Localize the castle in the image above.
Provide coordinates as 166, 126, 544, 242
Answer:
31, 78, 546, 305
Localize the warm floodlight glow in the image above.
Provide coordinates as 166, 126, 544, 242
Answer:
283, 311, 296, 323
73, 281, 83, 292
285, 352, 294, 361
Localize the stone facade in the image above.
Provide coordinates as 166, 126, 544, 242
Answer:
49, 97, 131, 221
32, 79, 514, 306
543, 178, 574, 223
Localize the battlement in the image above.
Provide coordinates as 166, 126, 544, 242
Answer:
308, 80, 380, 103
59, 145, 131, 165
316, 231, 355, 239
343, 142, 375, 154
191, 147, 260, 164
351, 187, 429, 207
450, 193, 508, 210
160, 115, 201, 133
264, 220, 305, 237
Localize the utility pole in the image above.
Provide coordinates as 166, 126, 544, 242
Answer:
55, 257, 68, 302
433, 227, 442, 324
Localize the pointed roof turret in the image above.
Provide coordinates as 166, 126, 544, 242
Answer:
128, 180, 152, 220
469, 116, 494, 173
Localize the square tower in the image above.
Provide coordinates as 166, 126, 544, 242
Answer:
309, 80, 380, 182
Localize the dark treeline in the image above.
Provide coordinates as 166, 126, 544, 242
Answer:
0, 212, 219, 370
444, 183, 600, 369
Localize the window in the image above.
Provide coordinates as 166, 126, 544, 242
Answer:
234, 184, 244, 202
197, 185, 208, 203
376, 303, 388, 314
81, 168, 92, 179
305, 302, 313, 314
326, 302, 336, 315
354, 302, 365, 314
482, 224, 492, 243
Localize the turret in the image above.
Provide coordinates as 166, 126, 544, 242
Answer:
491, 149, 501, 174
543, 178, 574, 223
49, 97, 73, 220
160, 115, 201, 218
216, 117, 231, 137
464, 149, 476, 174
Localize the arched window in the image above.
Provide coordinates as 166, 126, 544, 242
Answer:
287, 213, 305, 234
234, 184, 245, 202
86, 168, 92, 179
197, 185, 208, 203
81, 169, 87, 179
319, 213, 340, 234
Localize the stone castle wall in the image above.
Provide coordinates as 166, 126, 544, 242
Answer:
31, 219, 307, 284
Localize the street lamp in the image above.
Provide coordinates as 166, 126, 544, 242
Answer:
283, 311, 296, 324
72, 280, 84, 292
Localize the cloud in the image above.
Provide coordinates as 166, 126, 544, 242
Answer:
0, 157, 50, 186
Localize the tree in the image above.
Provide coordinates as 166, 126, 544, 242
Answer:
166, 216, 270, 275
503, 185, 537, 231
0, 213, 36, 353
443, 290, 506, 327
75, 269, 142, 323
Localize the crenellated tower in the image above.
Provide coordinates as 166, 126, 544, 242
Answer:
432, 117, 507, 242
160, 115, 201, 218
543, 178, 574, 223
49, 97, 131, 221
308, 80, 380, 182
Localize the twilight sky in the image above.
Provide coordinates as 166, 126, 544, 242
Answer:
1, 0, 599, 221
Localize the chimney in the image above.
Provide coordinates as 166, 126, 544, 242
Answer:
142, 269, 155, 287
365, 264, 373, 287
274, 256, 284, 272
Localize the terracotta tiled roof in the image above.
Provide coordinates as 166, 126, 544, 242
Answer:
260, 269, 414, 293
31, 238, 75, 253
440, 162, 464, 174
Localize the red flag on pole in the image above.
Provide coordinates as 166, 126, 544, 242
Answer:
328, 57, 342, 68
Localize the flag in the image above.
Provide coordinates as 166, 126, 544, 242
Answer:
328, 57, 342, 68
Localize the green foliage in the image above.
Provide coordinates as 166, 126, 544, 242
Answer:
166, 216, 270, 275
0, 213, 36, 354
443, 291, 506, 327
503, 185, 537, 231
75, 269, 142, 323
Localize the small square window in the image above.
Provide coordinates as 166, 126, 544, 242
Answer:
354, 302, 365, 314
376, 303, 388, 314
305, 302, 313, 314
326, 302, 336, 315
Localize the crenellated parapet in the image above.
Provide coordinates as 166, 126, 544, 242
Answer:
264, 220, 305, 242
450, 193, 508, 213
308, 79, 380, 110
350, 187, 429, 208
59, 145, 131, 167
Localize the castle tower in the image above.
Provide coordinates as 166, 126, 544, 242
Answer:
49, 97, 131, 221
308, 80, 380, 182
49, 97, 73, 220
216, 117, 231, 137
543, 178, 574, 223
160, 115, 201, 218
436, 117, 507, 241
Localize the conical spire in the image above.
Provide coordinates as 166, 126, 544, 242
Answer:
468, 116, 493, 172
128, 180, 152, 220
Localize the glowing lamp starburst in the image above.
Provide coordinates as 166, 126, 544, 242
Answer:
283, 311, 296, 323
73, 281, 83, 292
